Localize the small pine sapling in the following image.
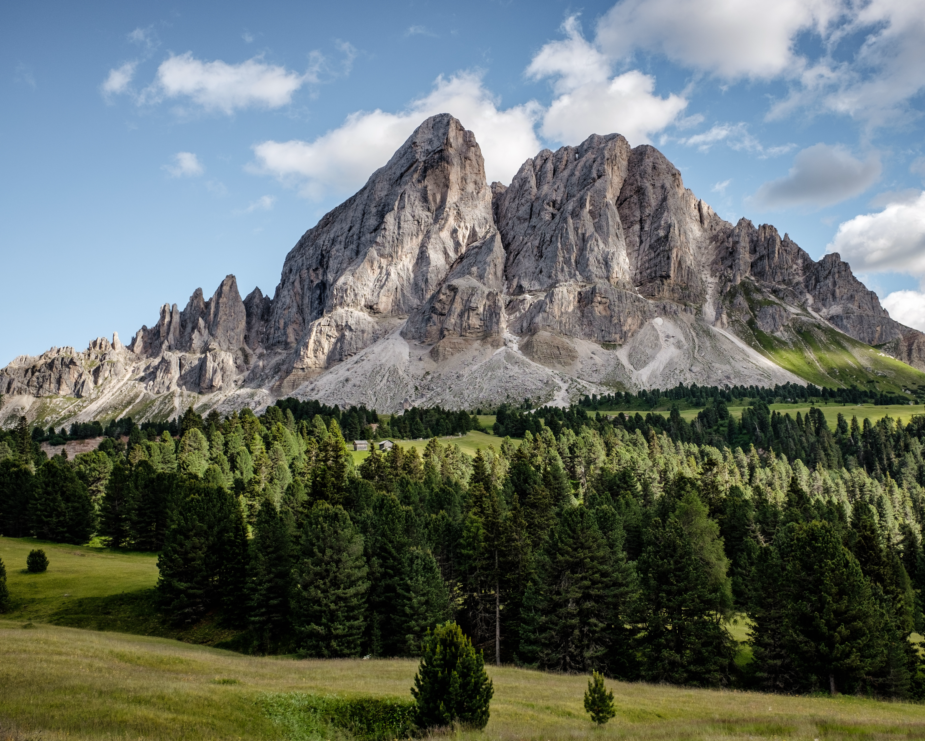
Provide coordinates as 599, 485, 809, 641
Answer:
26, 549, 49, 573
584, 671, 616, 726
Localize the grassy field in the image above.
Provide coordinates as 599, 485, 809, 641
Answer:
3, 621, 925, 741
350, 431, 511, 464
604, 403, 925, 426
0, 537, 241, 646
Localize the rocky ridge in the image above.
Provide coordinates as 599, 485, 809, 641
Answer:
2, 114, 923, 426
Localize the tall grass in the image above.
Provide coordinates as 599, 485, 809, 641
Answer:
2, 620, 925, 740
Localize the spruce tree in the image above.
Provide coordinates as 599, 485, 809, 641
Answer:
527, 506, 624, 675
411, 622, 493, 731
0, 556, 10, 612
0, 459, 34, 537
31, 457, 96, 544
156, 482, 248, 626
310, 419, 350, 505
753, 520, 884, 695
247, 500, 293, 650
363, 492, 410, 656
634, 493, 735, 686
291, 501, 368, 657
398, 547, 450, 655
27, 549, 49, 573
98, 463, 136, 549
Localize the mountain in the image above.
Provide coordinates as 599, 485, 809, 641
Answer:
2, 114, 924, 427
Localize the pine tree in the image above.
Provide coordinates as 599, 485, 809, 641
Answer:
363, 492, 410, 655
247, 499, 292, 651
634, 493, 735, 686
291, 502, 368, 657
0, 459, 34, 537
310, 419, 350, 505
583, 671, 616, 725
98, 463, 136, 549
398, 547, 449, 655
31, 457, 96, 544
156, 482, 248, 626
0, 556, 10, 612
528, 506, 623, 674
755, 520, 885, 695
411, 622, 493, 731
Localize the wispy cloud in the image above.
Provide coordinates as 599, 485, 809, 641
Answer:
712, 179, 731, 194
14, 63, 36, 89
405, 25, 437, 38
101, 61, 137, 99
677, 122, 793, 156
163, 152, 204, 178
240, 195, 275, 213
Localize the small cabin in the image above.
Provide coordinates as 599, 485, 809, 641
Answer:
353, 440, 369, 451
378, 440, 394, 451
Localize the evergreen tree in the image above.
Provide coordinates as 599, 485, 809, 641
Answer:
411, 622, 493, 731
247, 499, 292, 651
98, 463, 136, 549
634, 493, 735, 686
291, 502, 368, 657
156, 482, 248, 626
526, 506, 625, 675
0, 556, 10, 612
0, 459, 34, 537
398, 547, 450, 655
583, 671, 616, 725
752, 520, 885, 695
31, 457, 96, 544
310, 420, 350, 505
27, 549, 49, 573
363, 493, 410, 656
129, 467, 177, 552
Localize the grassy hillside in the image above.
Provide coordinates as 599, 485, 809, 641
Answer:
2, 621, 925, 741
613, 403, 925, 425
0, 537, 241, 646
350, 431, 510, 464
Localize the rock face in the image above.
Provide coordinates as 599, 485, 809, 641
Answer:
3, 113, 924, 426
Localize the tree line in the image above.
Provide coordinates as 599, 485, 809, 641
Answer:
2, 401, 925, 699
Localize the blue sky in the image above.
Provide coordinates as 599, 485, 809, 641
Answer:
3, 0, 925, 366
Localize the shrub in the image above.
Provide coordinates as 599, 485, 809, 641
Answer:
262, 693, 415, 741
27, 549, 49, 573
411, 621, 493, 731
584, 670, 616, 725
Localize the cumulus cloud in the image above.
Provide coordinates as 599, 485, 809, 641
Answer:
752, 144, 881, 210
827, 191, 925, 281
250, 71, 541, 198
141, 53, 310, 113
527, 17, 686, 146
163, 152, 204, 178
882, 291, 925, 333
595, 0, 842, 80
101, 61, 138, 97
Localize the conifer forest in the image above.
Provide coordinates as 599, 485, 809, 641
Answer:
3, 389, 925, 701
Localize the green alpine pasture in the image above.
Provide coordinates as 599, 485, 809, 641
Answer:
3, 620, 925, 741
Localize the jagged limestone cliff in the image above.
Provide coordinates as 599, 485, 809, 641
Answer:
2, 114, 923, 426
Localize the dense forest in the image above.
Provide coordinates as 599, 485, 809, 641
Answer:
2, 396, 925, 700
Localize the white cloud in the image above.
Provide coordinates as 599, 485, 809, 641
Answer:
827, 191, 925, 281
242, 195, 275, 213
101, 61, 137, 97
527, 17, 686, 146
163, 152, 204, 178
526, 16, 611, 95
912, 157, 925, 177
242, 31, 255, 44
712, 180, 731, 194
540, 71, 687, 146
882, 291, 925, 333
250, 71, 541, 198
752, 144, 881, 210
405, 25, 437, 38
677, 122, 794, 156
595, 0, 843, 80
142, 53, 310, 114
128, 27, 158, 52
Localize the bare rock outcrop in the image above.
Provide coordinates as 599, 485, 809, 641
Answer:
3, 113, 924, 428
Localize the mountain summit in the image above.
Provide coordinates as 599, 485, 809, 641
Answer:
3, 114, 924, 425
